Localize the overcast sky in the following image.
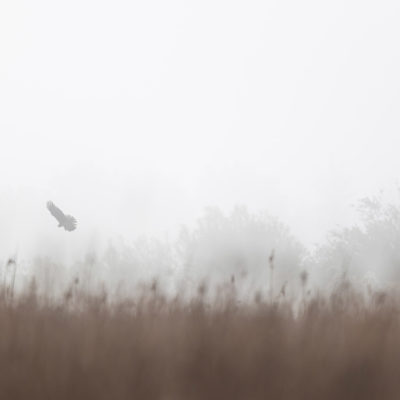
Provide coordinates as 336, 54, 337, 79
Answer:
1, 0, 400, 259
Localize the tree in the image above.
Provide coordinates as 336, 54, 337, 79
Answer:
176, 205, 306, 296
312, 193, 400, 290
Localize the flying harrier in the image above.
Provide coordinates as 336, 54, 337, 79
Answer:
46, 201, 77, 231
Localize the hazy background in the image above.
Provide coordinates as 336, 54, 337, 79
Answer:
1, 0, 400, 264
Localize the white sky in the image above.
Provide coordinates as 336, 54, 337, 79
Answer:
1, 0, 400, 259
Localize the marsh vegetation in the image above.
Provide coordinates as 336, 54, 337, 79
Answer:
2, 197, 400, 399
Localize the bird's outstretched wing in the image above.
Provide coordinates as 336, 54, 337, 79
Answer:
64, 215, 77, 231
46, 201, 66, 224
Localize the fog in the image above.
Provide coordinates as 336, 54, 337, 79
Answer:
2, 0, 400, 291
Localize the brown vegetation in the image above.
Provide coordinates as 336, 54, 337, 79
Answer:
0, 276, 399, 400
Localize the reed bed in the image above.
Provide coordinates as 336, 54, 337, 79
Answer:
0, 275, 399, 400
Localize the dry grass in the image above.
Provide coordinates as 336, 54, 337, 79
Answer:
0, 275, 399, 400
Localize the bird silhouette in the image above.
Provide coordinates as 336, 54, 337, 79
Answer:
46, 201, 77, 231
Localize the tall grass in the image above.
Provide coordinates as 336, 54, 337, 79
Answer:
0, 268, 400, 400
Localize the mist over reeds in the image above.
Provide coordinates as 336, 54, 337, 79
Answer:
1, 196, 400, 399
3, 0, 400, 396
0, 272, 400, 400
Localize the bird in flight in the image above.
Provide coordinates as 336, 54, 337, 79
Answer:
46, 201, 77, 231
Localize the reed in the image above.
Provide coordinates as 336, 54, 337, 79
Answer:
0, 271, 398, 399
